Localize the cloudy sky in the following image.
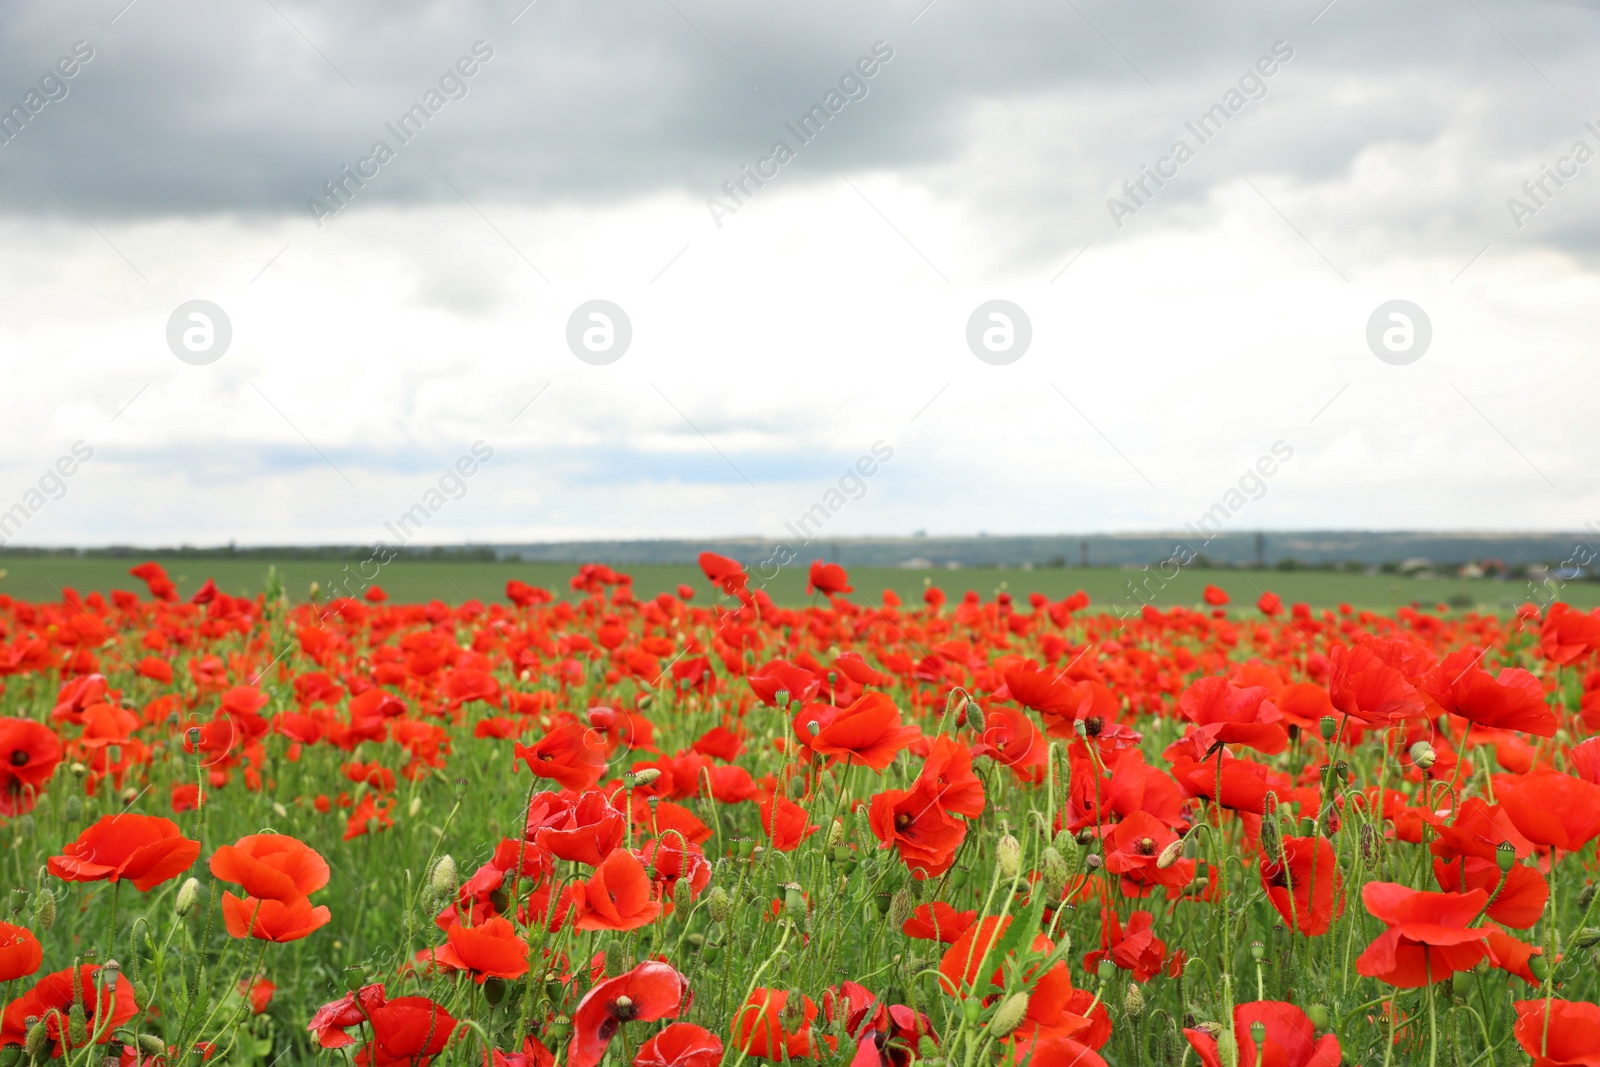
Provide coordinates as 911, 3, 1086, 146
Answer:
2, 0, 1598, 548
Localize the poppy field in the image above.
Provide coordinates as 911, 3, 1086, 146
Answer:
3, 554, 1600, 1067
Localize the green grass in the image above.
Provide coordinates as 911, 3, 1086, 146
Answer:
2, 553, 1589, 612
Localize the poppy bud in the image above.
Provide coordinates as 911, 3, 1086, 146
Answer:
918, 1036, 940, 1058
1529, 954, 1549, 982
826, 818, 845, 849
1451, 970, 1472, 999
707, 886, 731, 923
1040, 847, 1068, 898
431, 855, 458, 899
1305, 1003, 1330, 1031
1216, 1029, 1239, 1067
1053, 829, 1077, 854
309, 581, 322, 601
1319, 716, 1337, 741
1496, 842, 1517, 872
65, 795, 82, 822
37, 890, 56, 932
175, 878, 200, 919
23, 1018, 47, 1061
1123, 983, 1144, 1018
990, 992, 1029, 1037
603, 940, 627, 975
965, 702, 985, 733
1096, 959, 1116, 982
1259, 819, 1281, 865
1571, 927, 1600, 951
787, 776, 807, 799
137, 1034, 166, 1058
68, 1004, 88, 1046
632, 768, 662, 787
483, 977, 508, 1006
71, 762, 87, 778
1156, 840, 1185, 870
996, 834, 1021, 879
888, 886, 915, 929
1409, 741, 1436, 770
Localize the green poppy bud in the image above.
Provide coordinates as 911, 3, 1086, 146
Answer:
1409, 740, 1437, 771
431, 856, 458, 899
1123, 983, 1144, 1018
1040, 847, 1068, 898
707, 886, 731, 923
174, 878, 201, 919
344, 965, 367, 992
23, 1018, 47, 1061
68, 1004, 88, 1046
965, 702, 985, 733
989, 992, 1029, 1037
36, 891, 56, 932
1305, 1003, 1330, 1030
997, 834, 1022, 879
1156, 840, 1185, 870
1529, 954, 1549, 982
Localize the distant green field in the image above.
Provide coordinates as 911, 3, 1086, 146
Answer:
0, 554, 1590, 613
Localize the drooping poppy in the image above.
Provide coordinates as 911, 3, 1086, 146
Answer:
1183, 1000, 1340, 1067
1258, 835, 1341, 936
513, 723, 608, 792
48, 813, 201, 891
569, 961, 687, 1067
1355, 882, 1489, 987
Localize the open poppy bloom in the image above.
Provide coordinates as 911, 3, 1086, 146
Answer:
1355, 882, 1489, 987
809, 692, 919, 771
1184, 1001, 1340, 1067
210, 834, 331, 901
307, 983, 389, 1049
48, 813, 201, 891
1102, 810, 1193, 896
1425, 797, 1547, 929
426, 916, 529, 981
536, 790, 625, 867
1326, 643, 1426, 726
757, 793, 818, 852
912, 735, 985, 819
1421, 650, 1557, 736
732, 989, 816, 1061
0, 717, 62, 815
354, 996, 457, 1067
1259, 835, 1342, 936
1083, 909, 1180, 982
572, 848, 662, 931
1178, 677, 1288, 755
633, 1023, 723, 1067
869, 780, 967, 878
569, 961, 687, 1067
222, 892, 333, 942
514, 723, 608, 791
902, 901, 977, 943
1496, 768, 1600, 853
0, 965, 138, 1057
1512, 997, 1600, 1066
0, 921, 42, 982
807, 560, 853, 596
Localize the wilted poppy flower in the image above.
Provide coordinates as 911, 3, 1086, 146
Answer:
1512, 997, 1600, 1066
572, 849, 662, 931
355, 996, 457, 1067
810, 692, 919, 771
0, 718, 62, 815
210, 834, 330, 902
869, 780, 967, 878
0, 921, 42, 982
48, 813, 201, 891
0, 965, 138, 1057
1259, 836, 1341, 936
514, 724, 608, 792
569, 961, 687, 1067
427, 916, 529, 982
732, 989, 816, 1061
1083, 909, 1180, 982
1178, 677, 1288, 755
1184, 1000, 1340, 1067
307, 983, 388, 1049
1355, 882, 1489, 987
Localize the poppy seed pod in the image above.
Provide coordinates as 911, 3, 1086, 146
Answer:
996, 834, 1021, 879
1096, 959, 1115, 981
1319, 716, 1337, 741
1496, 841, 1517, 872
9, 888, 25, 915
990, 992, 1029, 1037
1250, 1020, 1266, 1046
774, 689, 790, 708
483, 978, 508, 1006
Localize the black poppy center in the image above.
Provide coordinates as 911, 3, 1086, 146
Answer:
9, 750, 28, 767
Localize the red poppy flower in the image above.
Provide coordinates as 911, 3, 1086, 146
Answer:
0, 965, 138, 1057
698, 551, 748, 595
1259, 835, 1341, 936
48, 813, 201, 892
1178, 677, 1288, 755
633, 1023, 723, 1067
1355, 882, 1489, 987
572, 849, 662, 932
1425, 797, 1546, 929
1202, 584, 1230, 606
355, 996, 457, 1067
1512, 997, 1600, 1066
807, 561, 853, 596
514, 724, 608, 792
0, 921, 42, 982
1102, 811, 1193, 896
222, 892, 332, 942
1326, 643, 1426, 726
1256, 591, 1284, 616
809, 692, 919, 771
938, 915, 1037, 994
240, 975, 276, 1015
1496, 768, 1600, 853
902, 901, 977, 943
1183, 1001, 1340, 1067
757, 793, 818, 852
732, 989, 816, 1061
1421, 650, 1556, 736
1083, 909, 1179, 982
569, 961, 687, 1067
912, 735, 985, 819
210, 834, 330, 901
972, 706, 1048, 785
536, 790, 626, 867
1539, 603, 1600, 665
307, 983, 388, 1049
427, 916, 529, 982
0, 718, 62, 814
869, 780, 967, 878
749, 660, 822, 707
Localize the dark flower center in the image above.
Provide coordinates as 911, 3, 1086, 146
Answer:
894, 813, 913, 831
9, 750, 28, 767
609, 996, 637, 1022
1135, 837, 1156, 856
1083, 716, 1104, 737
